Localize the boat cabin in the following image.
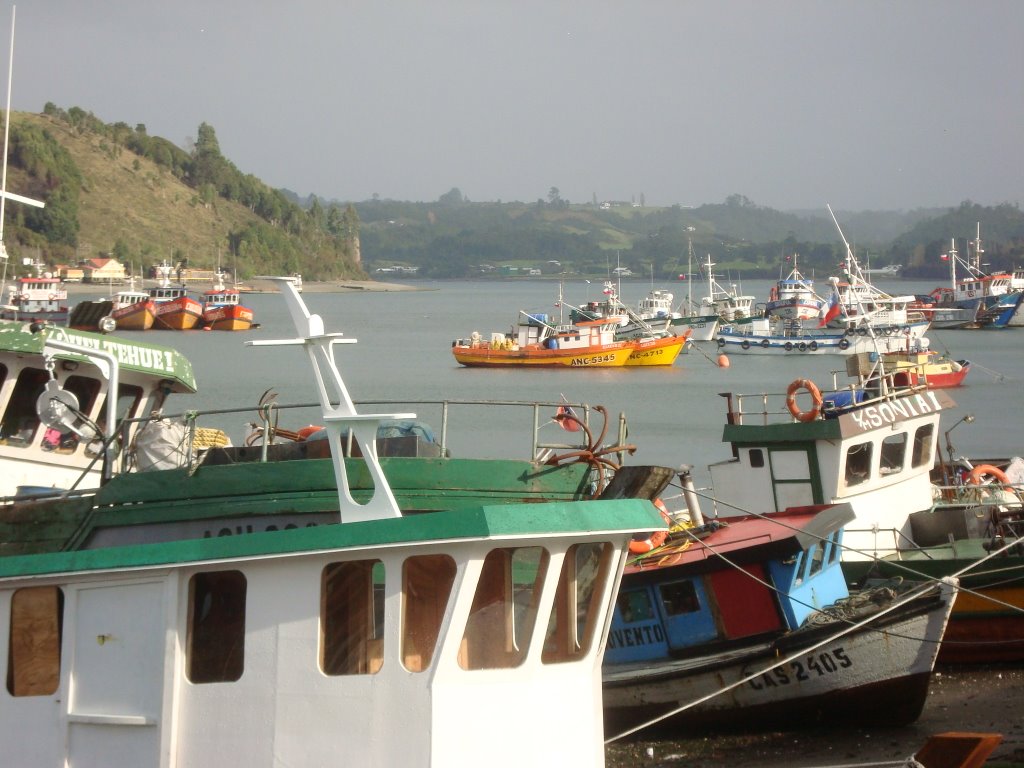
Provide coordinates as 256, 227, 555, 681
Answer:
0, 320, 196, 496
707, 378, 954, 559
607, 505, 852, 663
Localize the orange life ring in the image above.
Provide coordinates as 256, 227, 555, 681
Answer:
786, 378, 823, 423
968, 464, 1010, 486
629, 499, 673, 554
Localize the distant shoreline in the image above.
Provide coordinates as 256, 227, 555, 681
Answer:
61, 278, 428, 295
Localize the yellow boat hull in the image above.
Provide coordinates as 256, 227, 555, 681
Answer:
452, 344, 633, 368
625, 334, 688, 366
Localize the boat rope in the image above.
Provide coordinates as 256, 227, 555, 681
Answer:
604, 575, 954, 743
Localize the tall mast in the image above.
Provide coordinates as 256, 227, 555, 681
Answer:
0, 6, 45, 303
0, 5, 15, 254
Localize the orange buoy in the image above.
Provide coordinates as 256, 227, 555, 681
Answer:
968, 464, 1011, 486
717, 353, 730, 368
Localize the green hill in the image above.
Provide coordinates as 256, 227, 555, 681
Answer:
4, 108, 363, 281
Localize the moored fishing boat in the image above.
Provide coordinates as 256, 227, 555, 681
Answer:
149, 260, 202, 330
764, 255, 823, 321
453, 297, 686, 368
453, 312, 634, 367
603, 503, 957, 736
667, 234, 721, 341
926, 225, 1024, 329
570, 281, 674, 340
714, 315, 930, 355
0, 277, 665, 767
110, 282, 156, 330
0, 269, 68, 325
696, 360, 1024, 663
880, 346, 971, 389
698, 254, 756, 322
200, 271, 254, 330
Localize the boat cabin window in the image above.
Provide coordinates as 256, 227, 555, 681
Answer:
459, 546, 548, 670
748, 448, 765, 469
807, 543, 826, 578
401, 554, 457, 673
659, 579, 702, 616
0, 368, 49, 447
879, 432, 907, 476
321, 560, 385, 676
844, 441, 873, 487
186, 570, 246, 684
912, 424, 934, 468
616, 588, 656, 623
828, 530, 843, 564
7, 586, 64, 697
542, 542, 614, 664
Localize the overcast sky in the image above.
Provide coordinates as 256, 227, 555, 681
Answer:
9, 1, 1023, 211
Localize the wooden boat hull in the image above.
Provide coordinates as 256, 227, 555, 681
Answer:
603, 585, 955, 735
892, 360, 971, 389
669, 314, 718, 341
203, 304, 254, 331
112, 301, 156, 331
153, 297, 202, 330
846, 540, 1024, 664
625, 334, 688, 366
452, 344, 633, 367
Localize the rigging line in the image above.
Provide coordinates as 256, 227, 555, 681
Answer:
604, 575, 956, 744
671, 481, 1024, 616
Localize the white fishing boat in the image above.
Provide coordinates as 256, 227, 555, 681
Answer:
0, 277, 663, 767
698, 253, 756, 322
666, 232, 720, 341
714, 208, 930, 354
764, 255, 823, 321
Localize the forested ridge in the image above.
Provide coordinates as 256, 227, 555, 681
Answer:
3, 105, 1022, 282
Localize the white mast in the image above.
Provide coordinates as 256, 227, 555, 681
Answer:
0, 6, 46, 303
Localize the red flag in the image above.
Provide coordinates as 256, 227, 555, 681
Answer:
555, 405, 580, 432
940, 253, 949, 261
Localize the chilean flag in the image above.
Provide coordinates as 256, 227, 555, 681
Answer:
818, 291, 842, 327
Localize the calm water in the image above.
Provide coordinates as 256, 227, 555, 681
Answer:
80, 279, 1023, 489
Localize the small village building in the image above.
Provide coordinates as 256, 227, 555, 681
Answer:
81, 257, 127, 284
57, 264, 85, 282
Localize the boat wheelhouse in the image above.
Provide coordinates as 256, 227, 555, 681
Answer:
0, 320, 196, 496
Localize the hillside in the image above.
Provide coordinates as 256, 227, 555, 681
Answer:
14, 112, 257, 266
4, 109, 363, 281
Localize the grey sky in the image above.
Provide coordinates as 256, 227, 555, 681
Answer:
10, 1, 1023, 210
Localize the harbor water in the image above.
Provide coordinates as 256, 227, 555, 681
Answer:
77, 277, 1022, 493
